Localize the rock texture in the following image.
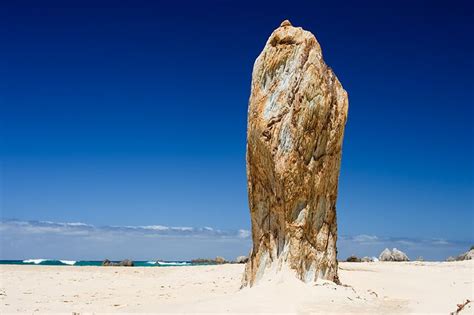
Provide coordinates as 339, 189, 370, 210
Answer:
214, 256, 227, 264
448, 248, 474, 261
346, 255, 361, 262
392, 248, 409, 261
102, 259, 134, 267
457, 249, 474, 261
235, 256, 249, 264
379, 248, 393, 261
243, 20, 348, 286
378, 248, 409, 262
191, 257, 228, 264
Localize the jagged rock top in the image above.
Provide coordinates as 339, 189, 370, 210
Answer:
261, 20, 323, 52
280, 19, 292, 27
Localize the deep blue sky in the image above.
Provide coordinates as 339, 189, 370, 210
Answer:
1, 0, 473, 259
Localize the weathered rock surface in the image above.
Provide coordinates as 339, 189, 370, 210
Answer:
214, 256, 227, 264
243, 20, 348, 286
379, 248, 409, 262
457, 249, 474, 261
361, 256, 374, 262
448, 249, 474, 261
235, 256, 249, 264
191, 257, 228, 264
102, 259, 134, 267
120, 259, 134, 267
346, 255, 361, 262
392, 248, 409, 261
379, 248, 393, 261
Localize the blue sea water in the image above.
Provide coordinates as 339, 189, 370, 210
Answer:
0, 259, 194, 267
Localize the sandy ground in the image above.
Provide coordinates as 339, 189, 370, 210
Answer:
0, 261, 472, 314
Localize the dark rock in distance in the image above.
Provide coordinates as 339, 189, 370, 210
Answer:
191, 257, 228, 264
346, 255, 361, 262
119, 259, 134, 267
102, 259, 134, 267
235, 256, 249, 264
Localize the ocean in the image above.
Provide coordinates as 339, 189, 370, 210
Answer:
0, 259, 194, 267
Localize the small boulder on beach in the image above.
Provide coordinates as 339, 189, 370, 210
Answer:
119, 259, 134, 267
379, 248, 409, 261
214, 256, 226, 264
346, 255, 361, 262
457, 249, 474, 261
235, 256, 248, 264
191, 257, 228, 264
447, 248, 474, 261
379, 248, 393, 261
392, 248, 409, 261
102, 259, 134, 267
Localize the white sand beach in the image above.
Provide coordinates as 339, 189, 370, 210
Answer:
0, 261, 472, 314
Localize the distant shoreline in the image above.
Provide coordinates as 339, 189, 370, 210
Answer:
0, 259, 201, 267
0, 259, 250, 267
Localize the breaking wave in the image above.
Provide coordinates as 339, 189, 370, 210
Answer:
22, 259, 77, 265
23, 259, 47, 264
156, 261, 190, 266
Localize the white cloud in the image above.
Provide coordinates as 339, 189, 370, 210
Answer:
0, 219, 248, 239
431, 239, 450, 245
1, 220, 471, 261
352, 234, 378, 243
395, 239, 416, 246
171, 226, 193, 231
238, 229, 251, 239
39, 221, 93, 228
64, 222, 93, 227
0, 219, 253, 261
138, 225, 170, 231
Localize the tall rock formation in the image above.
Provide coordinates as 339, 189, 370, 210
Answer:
243, 20, 348, 286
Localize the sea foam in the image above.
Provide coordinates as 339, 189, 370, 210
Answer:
59, 260, 76, 265
23, 259, 47, 264
156, 261, 189, 266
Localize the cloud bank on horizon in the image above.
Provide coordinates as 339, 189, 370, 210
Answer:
0, 219, 470, 261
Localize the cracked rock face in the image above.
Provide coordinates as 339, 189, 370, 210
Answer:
243, 20, 348, 286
